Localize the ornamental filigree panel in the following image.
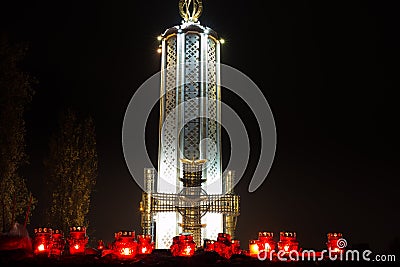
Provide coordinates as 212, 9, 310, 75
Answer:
156, 212, 176, 249
183, 34, 201, 160
206, 38, 221, 190
159, 36, 178, 193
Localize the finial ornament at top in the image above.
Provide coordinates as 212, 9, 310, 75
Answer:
179, 0, 203, 22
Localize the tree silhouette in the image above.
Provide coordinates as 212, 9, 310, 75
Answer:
0, 36, 37, 232
45, 109, 98, 233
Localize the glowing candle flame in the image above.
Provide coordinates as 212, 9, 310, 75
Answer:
183, 246, 192, 256
284, 245, 290, 252
38, 244, 45, 251
121, 248, 131, 256
249, 243, 259, 256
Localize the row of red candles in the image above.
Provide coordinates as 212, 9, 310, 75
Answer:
33, 227, 154, 258
33, 227, 345, 259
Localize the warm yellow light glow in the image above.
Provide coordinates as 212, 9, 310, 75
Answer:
157, 48, 162, 54
284, 245, 290, 252
38, 244, 45, 251
184, 246, 192, 255
157, 36, 163, 41
249, 243, 259, 256
220, 39, 225, 44
121, 248, 131, 256
74, 244, 80, 250
141, 247, 147, 254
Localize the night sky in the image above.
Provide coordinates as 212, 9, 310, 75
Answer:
1, 0, 398, 252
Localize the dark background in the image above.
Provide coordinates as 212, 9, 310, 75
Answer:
1, 0, 398, 252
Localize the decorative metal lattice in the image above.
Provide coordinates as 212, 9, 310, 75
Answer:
183, 34, 201, 160
156, 212, 177, 248
159, 36, 178, 193
205, 38, 221, 190
146, 26, 239, 249
143, 192, 239, 214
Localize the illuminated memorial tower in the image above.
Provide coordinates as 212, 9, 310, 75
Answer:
140, 0, 240, 249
